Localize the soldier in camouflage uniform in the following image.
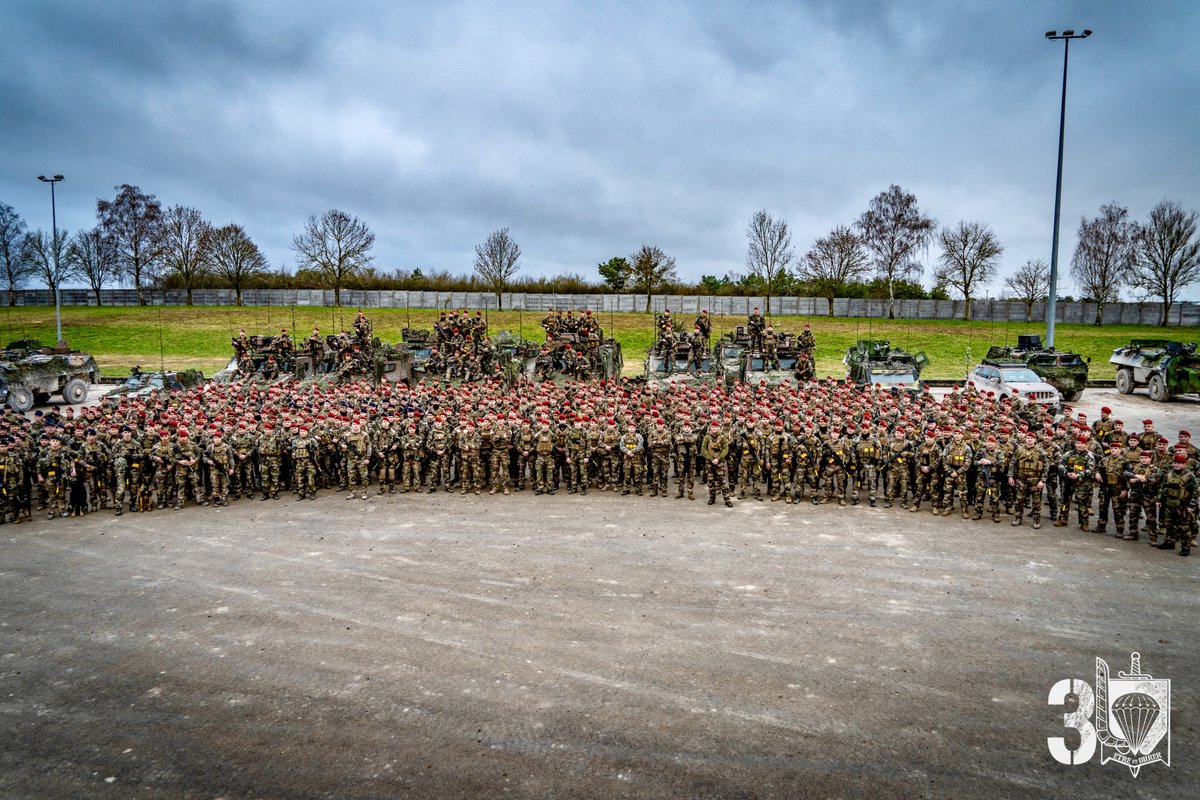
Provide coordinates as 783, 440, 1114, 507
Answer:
674, 418, 698, 500
972, 435, 1003, 522
205, 430, 235, 506
1057, 437, 1096, 530
1125, 450, 1157, 542
0, 438, 25, 523
646, 417, 672, 497
566, 417, 589, 495
150, 430, 175, 510
426, 417, 453, 493
885, 428, 914, 509
701, 418, 732, 507
173, 429, 205, 509
232, 424, 257, 500
767, 420, 793, 502
291, 427, 317, 499
400, 423, 424, 492
852, 426, 883, 507
533, 421, 556, 495
736, 424, 763, 501
373, 417, 399, 494
1095, 445, 1132, 537
457, 421, 483, 495
1156, 454, 1197, 556
598, 419, 621, 491
618, 422, 644, 496
912, 429, 941, 513
490, 417, 512, 495
818, 429, 852, 506
256, 423, 283, 499
81, 429, 109, 512
941, 429, 973, 518
1007, 432, 1047, 528
37, 436, 74, 519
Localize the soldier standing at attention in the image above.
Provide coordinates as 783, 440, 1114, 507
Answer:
940, 429, 973, 518
291, 427, 317, 500
694, 310, 711, 344
618, 422, 645, 496
490, 416, 513, 495
426, 417, 453, 493
173, 429, 205, 509
912, 429, 941, 513
852, 425, 883, 507
1008, 431, 1048, 529
257, 423, 282, 500
643, 417, 670, 497
747, 306, 765, 351
37, 436, 74, 520
533, 420, 556, 495
150, 429, 174, 510
885, 427, 914, 510
400, 423, 424, 493
1156, 454, 1197, 556
205, 430, 235, 507
674, 417, 698, 500
819, 428, 853, 506
1096, 442, 1132, 537
457, 421, 482, 495
701, 416, 733, 507
1058, 436, 1097, 530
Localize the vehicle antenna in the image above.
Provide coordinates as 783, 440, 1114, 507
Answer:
291, 303, 296, 337
406, 291, 411, 330
157, 305, 165, 373
266, 291, 271, 329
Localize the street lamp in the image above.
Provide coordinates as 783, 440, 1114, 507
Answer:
1044, 28, 1091, 349
36, 174, 66, 347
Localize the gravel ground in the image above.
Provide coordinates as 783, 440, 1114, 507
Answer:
1, 468, 1196, 798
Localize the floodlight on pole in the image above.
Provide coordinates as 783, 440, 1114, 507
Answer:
37, 174, 66, 346
1044, 28, 1092, 349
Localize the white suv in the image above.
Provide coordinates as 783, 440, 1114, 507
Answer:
966, 362, 1062, 413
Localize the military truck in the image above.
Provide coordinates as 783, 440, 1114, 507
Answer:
985, 334, 1088, 402
530, 329, 623, 382
106, 367, 206, 398
740, 332, 803, 388
643, 337, 715, 388
1110, 339, 1200, 402
0, 341, 99, 411
843, 340, 927, 393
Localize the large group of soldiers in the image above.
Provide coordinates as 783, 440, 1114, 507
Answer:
425, 309, 499, 381
232, 310, 378, 378
535, 308, 605, 380
1, 368, 1196, 557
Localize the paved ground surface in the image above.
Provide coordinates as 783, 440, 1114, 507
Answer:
3, 465, 1197, 799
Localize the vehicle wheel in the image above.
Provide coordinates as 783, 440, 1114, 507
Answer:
62, 378, 89, 404
8, 386, 34, 413
1148, 374, 1169, 403
1115, 368, 1134, 395
33, 391, 51, 405
1066, 389, 1084, 402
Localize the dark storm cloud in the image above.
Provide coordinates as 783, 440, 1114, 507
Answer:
1, 0, 1198, 298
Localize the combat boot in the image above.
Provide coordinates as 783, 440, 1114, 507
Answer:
503, 487, 510, 495
687, 491, 694, 500
1123, 530, 1139, 541
1054, 517, 1067, 527
1011, 517, 1022, 526
1180, 545, 1190, 557
724, 499, 733, 507
1113, 528, 1125, 539
708, 497, 715, 505
972, 510, 982, 521
1155, 540, 1174, 550
1080, 522, 1090, 532
1095, 525, 1107, 535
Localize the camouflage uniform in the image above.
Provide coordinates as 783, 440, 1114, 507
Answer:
972, 439, 1003, 521
37, 445, 73, 519
1096, 450, 1132, 536
205, 435, 235, 506
1057, 445, 1096, 530
342, 426, 372, 499
373, 422, 399, 494
514, 425, 536, 490
819, 435, 852, 505
701, 425, 732, 506
291, 431, 317, 499
426, 422, 453, 492
674, 423, 698, 499
0, 446, 22, 523
598, 423, 621, 490
233, 429, 257, 499
400, 427, 424, 492
533, 424, 556, 494
618, 427, 644, 495
565, 423, 588, 495
151, 435, 175, 510
257, 426, 283, 499
912, 433, 941, 512
1008, 440, 1047, 527
736, 427, 763, 500
885, 435, 914, 509
852, 433, 882, 506
646, 422, 672, 497
940, 439, 973, 517
1126, 457, 1158, 542
1157, 463, 1197, 555
457, 425, 483, 494
489, 420, 512, 494
173, 435, 205, 509
767, 425, 794, 502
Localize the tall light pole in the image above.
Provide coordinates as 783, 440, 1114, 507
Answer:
36, 174, 65, 346
1044, 29, 1091, 349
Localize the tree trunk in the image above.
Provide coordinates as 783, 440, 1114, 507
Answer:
136, 284, 147, 306
645, 292, 651, 313
826, 296, 835, 317
1023, 300, 1032, 323
495, 291, 504, 311
1094, 302, 1103, 326
1160, 300, 1172, 327
962, 295, 972, 321
887, 279, 896, 320
235, 286, 243, 307
765, 293, 772, 316
186, 287, 194, 306
93, 288, 103, 307
334, 285, 342, 307
8, 293, 16, 307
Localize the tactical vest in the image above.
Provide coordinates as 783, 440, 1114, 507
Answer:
1162, 471, 1190, 507
293, 439, 311, 460
1017, 449, 1043, 480
535, 433, 554, 454
1103, 457, 1125, 486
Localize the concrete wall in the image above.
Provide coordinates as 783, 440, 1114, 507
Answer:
4, 289, 1197, 326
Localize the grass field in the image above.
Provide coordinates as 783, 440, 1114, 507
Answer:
1, 304, 1192, 380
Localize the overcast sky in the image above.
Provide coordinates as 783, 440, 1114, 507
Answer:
2, 0, 1198, 299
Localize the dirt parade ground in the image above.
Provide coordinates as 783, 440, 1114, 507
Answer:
0, 389, 1196, 799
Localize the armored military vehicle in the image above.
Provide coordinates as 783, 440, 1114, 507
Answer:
740, 332, 802, 388
1110, 339, 1200, 402
843, 340, 927, 393
714, 328, 752, 389
643, 337, 715, 388
106, 367, 206, 398
0, 341, 99, 411
985, 335, 1088, 402
530, 329, 623, 382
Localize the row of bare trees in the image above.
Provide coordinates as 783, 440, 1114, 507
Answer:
741, 187, 1199, 325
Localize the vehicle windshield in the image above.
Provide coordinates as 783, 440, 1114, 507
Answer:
722, 347, 741, 359
1000, 368, 1041, 383
871, 371, 916, 385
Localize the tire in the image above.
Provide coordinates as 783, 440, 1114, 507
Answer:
62, 378, 89, 404
7, 386, 34, 413
1148, 374, 1169, 403
1066, 389, 1084, 402
1115, 368, 1134, 395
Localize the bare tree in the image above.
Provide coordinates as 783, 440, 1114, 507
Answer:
160, 205, 213, 305
933, 221, 1003, 320
0, 203, 34, 305
1070, 202, 1134, 326
473, 227, 521, 310
1004, 258, 1053, 323
209, 224, 269, 306
24, 229, 73, 297
1129, 200, 1200, 327
66, 227, 119, 306
745, 210, 794, 315
855, 184, 936, 319
797, 225, 870, 316
292, 209, 375, 306
628, 244, 678, 313
97, 184, 164, 306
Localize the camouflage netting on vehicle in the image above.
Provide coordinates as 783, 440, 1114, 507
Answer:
176, 369, 206, 389
1, 353, 99, 383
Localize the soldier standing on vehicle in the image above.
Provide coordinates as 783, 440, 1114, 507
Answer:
694, 310, 711, 344
747, 306, 765, 351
